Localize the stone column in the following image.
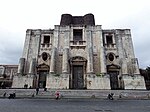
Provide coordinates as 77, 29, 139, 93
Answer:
53, 25, 59, 48
22, 30, 31, 59
50, 47, 56, 73
17, 58, 25, 75
0, 66, 5, 75
98, 30, 106, 73
121, 59, 128, 74
100, 47, 106, 73
115, 31, 127, 75
29, 58, 36, 74
86, 28, 94, 73
87, 47, 94, 73
96, 26, 106, 73
9, 69, 13, 80
112, 34, 115, 44
132, 58, 140, 75
62, 48, 69, 73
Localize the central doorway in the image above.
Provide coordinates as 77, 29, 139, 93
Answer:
69, 56, 87, 89
38, 70, 47, 88
107, 65, 120, 90
72, 65, 84, 89
109, 71, 119, 90
36, 64, 49, 88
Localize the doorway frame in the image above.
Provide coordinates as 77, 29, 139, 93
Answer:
107, 64, 120, 90
69, 56, 87, 89
36, 64, 49, 88
72, 65, 84, 89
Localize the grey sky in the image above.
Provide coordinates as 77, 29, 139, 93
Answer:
0, 0, 150, 69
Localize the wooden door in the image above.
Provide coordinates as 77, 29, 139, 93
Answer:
72, 65, 84, 89
38, 70, 47, 88
109, 71, 119, 90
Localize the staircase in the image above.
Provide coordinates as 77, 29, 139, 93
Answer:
0, 89, 150, 99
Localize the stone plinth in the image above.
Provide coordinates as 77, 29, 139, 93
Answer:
87, 74, 111, 89
46, 74, 69, 89
12, 75, 34, 88
123, 75, 146, 89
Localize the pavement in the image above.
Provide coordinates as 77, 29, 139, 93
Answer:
0, 89, 150, 100
0, 99, 150, 112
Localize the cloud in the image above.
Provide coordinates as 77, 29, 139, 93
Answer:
0, 0, 150, 69
100, 5, 150, 69
0, 28, 24, 64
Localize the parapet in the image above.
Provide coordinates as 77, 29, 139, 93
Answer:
60, 13, 95, 26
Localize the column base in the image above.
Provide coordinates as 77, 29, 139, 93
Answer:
12, 74, 34, 88
123, 74, 146, 89
87, 74, 111, 89
46, 73, 69, 89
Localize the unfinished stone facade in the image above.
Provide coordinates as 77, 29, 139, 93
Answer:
12, 14, 146, 89
0, 65, 18, 88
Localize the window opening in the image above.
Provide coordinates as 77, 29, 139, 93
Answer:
42, 52, 48, 61
106, 35, 113, 44
108, 53, 114, 62
73, 29, 82, 41
43, 36, 50, 44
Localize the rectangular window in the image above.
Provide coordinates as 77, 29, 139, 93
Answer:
43, 36, 50, 44
73, 29, 82, 41
106, 35, 113, 44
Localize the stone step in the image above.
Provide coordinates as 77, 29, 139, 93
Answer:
0, 89, 150, 99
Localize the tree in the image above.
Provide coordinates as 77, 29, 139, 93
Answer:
140, 66, 150, 90
146, 66, 150, 74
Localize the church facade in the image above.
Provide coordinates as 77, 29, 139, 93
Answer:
12, 14, 146, 90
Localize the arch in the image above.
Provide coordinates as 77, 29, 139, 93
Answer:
69, 56, 87, 64
37, 63, 50, 71
107, 64, 120, 71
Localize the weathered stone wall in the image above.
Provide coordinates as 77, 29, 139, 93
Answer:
0, 65, 18, 79
12, 75, 33, 88
123, 75, 146, 89
22, 29, 41, 74
46, 74, 69, 89
87, 74, 111, 89
55, 54, 63, 74
93, 55, 100, 74
13, 14, 145, 90
38, 31, 54, 68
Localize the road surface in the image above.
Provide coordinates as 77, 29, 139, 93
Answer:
0, 99, 150, 112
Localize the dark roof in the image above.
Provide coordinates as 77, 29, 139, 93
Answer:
60, 13, 95, 26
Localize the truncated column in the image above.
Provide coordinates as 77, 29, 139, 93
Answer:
17, 58, 25, 75
29, 58, 36, 74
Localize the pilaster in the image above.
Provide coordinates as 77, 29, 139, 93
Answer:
50, 47, 56, 73
62, 48, 69, 73
86, 28, 94, 73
